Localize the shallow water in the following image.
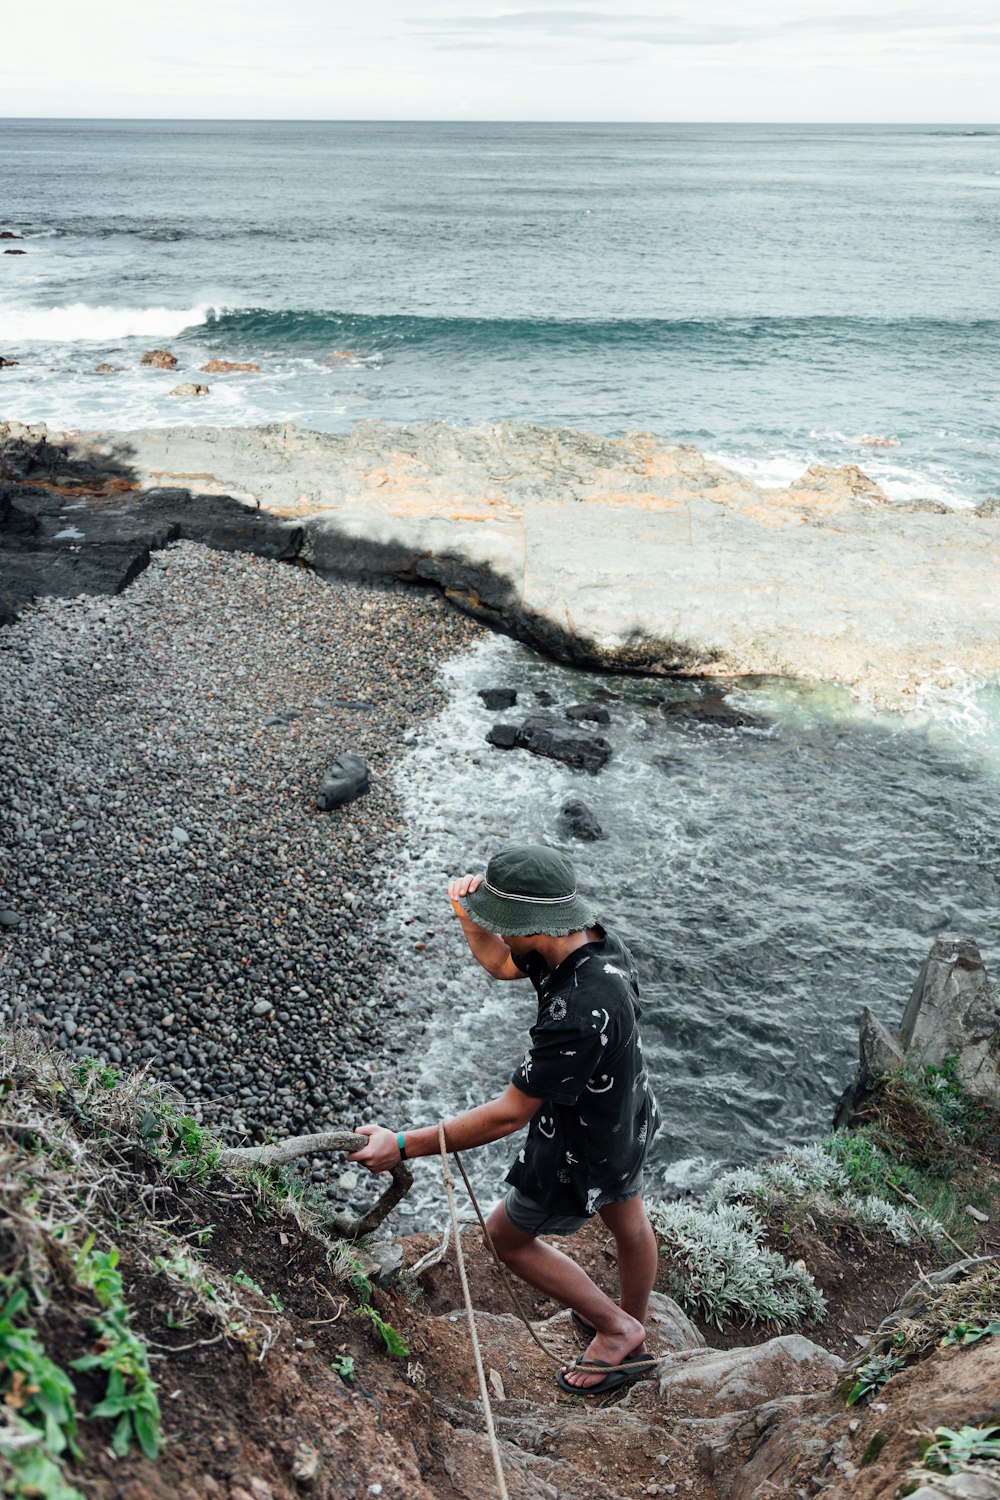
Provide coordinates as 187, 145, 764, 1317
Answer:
381, 637, 1000, 1226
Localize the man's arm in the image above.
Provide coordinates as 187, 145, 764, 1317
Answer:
448, 873, 526, 980
348, 1083, 541, 1172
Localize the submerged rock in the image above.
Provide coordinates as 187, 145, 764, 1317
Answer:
557, 798, 604, 842
565, 702, 611, 725
662, 694, 767, 730
169, 383, 210, 398
478, 687, 517, 711
0, 356, 19, 369
94, 364, 117, 375
200, 359, 261, 374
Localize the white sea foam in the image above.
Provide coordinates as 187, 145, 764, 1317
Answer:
0, 303, 212, 343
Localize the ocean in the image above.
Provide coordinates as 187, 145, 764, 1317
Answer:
2, 119, 999, 506
2, 119, 999, 1213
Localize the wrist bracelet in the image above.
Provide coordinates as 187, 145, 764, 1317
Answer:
397, 1131, 407, 1161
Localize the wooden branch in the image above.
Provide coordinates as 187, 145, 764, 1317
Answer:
218, 1131, 413, 1242
218, 1131, 369, 1167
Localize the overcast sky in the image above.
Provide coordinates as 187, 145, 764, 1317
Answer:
4, 1, 999, 121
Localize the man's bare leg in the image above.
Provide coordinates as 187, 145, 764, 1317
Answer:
598, 1195, 659, 1326
485, 1202, 645, 1390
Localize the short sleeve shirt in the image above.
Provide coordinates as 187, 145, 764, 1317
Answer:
506, 925, 660, 1216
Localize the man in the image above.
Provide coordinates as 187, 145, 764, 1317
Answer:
349, 844, 661, 1393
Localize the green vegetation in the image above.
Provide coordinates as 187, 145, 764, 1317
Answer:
349, 1262, 409, 1357
70, 1240, 160, 1461
231, 1269, 283, 1313
922, 1424, 1000, 1473
0, 1288, 80, 1462
649, 1059, 998, 1340
845, 1353, 904, 1407
0, 1026, 364, 1498
647, 1200, 827, 1330
331, 1354, 355, 1384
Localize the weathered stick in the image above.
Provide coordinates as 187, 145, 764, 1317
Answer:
218, 1130, 413, 1241
219, 1131, 368, 1168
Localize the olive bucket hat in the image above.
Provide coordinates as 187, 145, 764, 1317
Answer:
459, 844, 597, 938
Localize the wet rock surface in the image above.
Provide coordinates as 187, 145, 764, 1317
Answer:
487, 712, 613, 773
557, 797, 604, 841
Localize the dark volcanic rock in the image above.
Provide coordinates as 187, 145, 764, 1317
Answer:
0, 358, 19, 369
515, 715, 612, 774
565, 702, 611, 725
535, 690, 556, 706
478, 687, 517, 711
0, 232, 22, 240
3, 249, 27, 256
662, 694, 767, 730
316, 753, 371, 810
485, 723, 519, 750
557, 799, 604, 842
0, 429, 305, 627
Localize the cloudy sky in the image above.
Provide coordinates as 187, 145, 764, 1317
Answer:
4, 0, 999, 120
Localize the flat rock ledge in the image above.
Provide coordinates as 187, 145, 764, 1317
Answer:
4, 418, 1000, 705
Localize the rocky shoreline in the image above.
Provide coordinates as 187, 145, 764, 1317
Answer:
3, 417, 1000, 708
0, 539, 481, 1170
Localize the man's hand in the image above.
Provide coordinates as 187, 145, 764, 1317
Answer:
347, 1124, 401, 1174
448, 872, 484, 921
447, 872, 528, 980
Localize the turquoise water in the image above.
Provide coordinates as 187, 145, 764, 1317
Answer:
2, 119, 999, 504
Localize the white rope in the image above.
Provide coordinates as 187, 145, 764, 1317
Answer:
437, 1123, 510, 1500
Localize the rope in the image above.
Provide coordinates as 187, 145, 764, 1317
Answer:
438, 1123, 510, 1500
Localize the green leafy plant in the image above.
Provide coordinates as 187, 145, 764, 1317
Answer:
2, 1432, 86, 1500
331, 1354, 355, 1384
923, 1424, 1000, 1472
360, 1304, 409, 1358
348, 1259, 409, 1357
845, 1353, 904, 1407
940, 1319, 1000, 1347
162, 1113, 220, 1184
69, 1240, 160, 1461
0, 1288, 80, 1460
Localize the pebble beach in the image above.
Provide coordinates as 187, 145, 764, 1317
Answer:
0, 541, 481, 1178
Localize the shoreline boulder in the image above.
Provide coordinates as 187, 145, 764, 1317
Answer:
140, 349, 178, 370
169, 383, 210, 398
316, 753, 370, 810
835, 933, 1000, 1125
487, 713, 612, 773
200, 359, 261, 374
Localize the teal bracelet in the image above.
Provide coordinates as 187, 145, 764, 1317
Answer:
397, 1131, 407, 1161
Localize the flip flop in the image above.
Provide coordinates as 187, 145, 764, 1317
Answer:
556, 1351, 654, 1396
571, 1310, 597, 1340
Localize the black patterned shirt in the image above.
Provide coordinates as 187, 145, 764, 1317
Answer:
506, 926, 660, 1216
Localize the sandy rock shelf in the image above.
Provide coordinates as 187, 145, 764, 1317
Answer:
4, 418, 999, 707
